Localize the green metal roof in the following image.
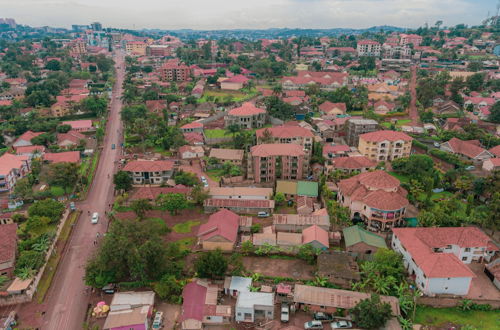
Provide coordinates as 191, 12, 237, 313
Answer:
297, 181, 319, 197
343, 225, 387, 249
276, 180, 298, 195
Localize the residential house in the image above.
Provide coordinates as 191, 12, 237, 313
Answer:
57, 130, 86, 148
302, 225, 329, 250
273, 213, 330, 232
323, 145, 351, 162
356, 40, 381, 57
343, 225, 387, 254
225, 103, 267, 129
293, 284, 400, 316
247, 144, 307, 183
358, 130, 413, 161
197, 209, 239, 251
440, 138, 492, 163
203, 199, 275, 215
224, 276, 253, 297
235, 292, 274, 322
345, 118, 378, 147
51, 94, 87, 117
297, 181, 319, 198
373, 100, 396, 115
276, 180, 298, 199
281, 71, 348, 91
208, 148, 244, 166
318, 101, 347, 116
296, 196, 315, 215
0, 153, 31, 192
337, 170, 409, 231
14, 145, 45, 158
400, 34, 423, 46
485, 259, 500, 290
463, 96, 495, 111
317, 252, 361, 288
392, 227, 499, 296
482, 158, 500, 172
12, 130, 43, 148
329, 156, 377, 173
488, 145, 500, 158
123, 160, 176, 185
433, 100, 461, 115
180, 121, 204, 134
160, 61, 191, 82
178, 145, 204, 160
367, 83, 400, 101
0, 223, 18, 277
277, 232, 303, 247
103, 291, 155, 330
220, 75, 249, 90
255, 125, 314, 156
184, 132, 204, 146
145, 100, 166, 114
125, 41, 148, 56
208, 187, 272, 200
43, 151, 81, 164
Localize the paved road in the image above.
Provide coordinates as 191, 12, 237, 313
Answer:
41, 51, 125, 330
409, 64, 420, 126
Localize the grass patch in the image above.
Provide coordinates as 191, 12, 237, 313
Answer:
206, 169, 224, 182
204, 129, 228, 139
50, 186, 66, 197
414, 305, 500, 329
172, 220, 201, 234
388, 171, 410, 183
153, 147, 173, 156
35, 210, 81, 303
147, 217, 169, 234
175, 237, 195, 252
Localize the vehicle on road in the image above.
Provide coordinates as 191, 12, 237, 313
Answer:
433, 142, 441, 148
313, 312, 334, 322
201, 176, 207, 182
304, 320, 323, 329
111, 144, 116, 150
280, 303, 289, 322
69, 202, 76, 211
257, 211, 270, 217
465, 165, 475, 171
331, 320, 352, 329
152, 311, 163, 329
91, 212, 99, 224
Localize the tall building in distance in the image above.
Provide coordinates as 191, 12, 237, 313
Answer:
91, 22, 103, 31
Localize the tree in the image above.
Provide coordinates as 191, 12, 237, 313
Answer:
190, 184, 209, 205
351, 294, 393, 329
297, 244, 321, 265
130, 198, 153, 220
28, 199, 65, 223
466, 73, 485, 91
14, 177, 33, 201
489, 102, 500, 123
274, 192, 285, 206
195, 250, 228, 279
45, 59, 61, 71
113, 171, 133, 191
56, 124, 71, 133
46, 162, 79, 191
156, 193, 188, 215
153, 275, 184, 303
173, 170, 198, 186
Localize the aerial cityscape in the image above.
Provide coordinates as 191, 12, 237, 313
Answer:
0, 1, 500, 329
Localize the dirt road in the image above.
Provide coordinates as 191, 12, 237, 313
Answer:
40, 51, 125, 330
409, 64, 420, 126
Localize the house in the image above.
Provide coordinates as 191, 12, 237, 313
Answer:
277, 232, 303, 247
358, 130, 413, 161
273, 213, 330, 232
14, 145, 45, 158
255, 125, 314, 155
440, 138, 492, 163
208, 148, 244, 166
220, 75, 249, 90
180, 121, 204, 134
197, 209, 239, 251
0, 223, 18, 277
483, 158, 500, 172
276, 180, 298, 199
57, 130, 86, 148
297, 181, 318, 198
224, 276, 252, 297
123, 160, 176, 185
318, 101, 346, 116
345, 118, 378, 147
0, 153, 31, 192
247, 144, 307, 183
225, 103, 267, 129
178, 145, 204, 160
356, 40, 381, 56
485, 259, 500, 290
145, 100, 166, 114
281, 71, 348, 91
373, 100, 396, 115
103, 291, 155, 330
208, 187, 272, 200
293, 284, 400, 316
235, 292, 274, 322
433, 100, 461, 115
43, 151, 81, 164
181, 280, 232, 330
338, 170, 409, 231
329, 156, 377, 173
62, 120, 94, 132
160, 61, 191, 81
302, 225, 329, 250
12, 130, 43, 148
317, 252, 361, 288
128, 186, 192, 202
343, 225, 387, 254
203, 198, 275, 215
489, 145, 500, 158
400, 34, 423, 46
296, 196, 314, 215
184, 132, 204, 146
253, 232, 277, 246
392, 227, 499, 296
322, 145, 351, 161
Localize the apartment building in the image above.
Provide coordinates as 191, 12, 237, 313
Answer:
356, 40, 381, 57
123, 160, 176, 185
125, 41, 147, 56
399, 34, 423, 47
225, 103, 267, 129
255, 125, 314, 156
345, 118, 378, 147
247, 144, 307, 183
0, 153, 31, 192
358, 130, 412, 161
160, 61, 191, 82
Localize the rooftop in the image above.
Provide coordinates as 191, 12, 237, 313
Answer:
228, 102, 266, 116
250, 143, 305, 157
343, 225, 387, 249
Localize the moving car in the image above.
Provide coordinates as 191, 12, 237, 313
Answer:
331, 320, 352, 329
91, 212, 99, 224
313, 312, 334, 322
280, 303, 289, 322
111, 144, 116, 150
304, 321, 323, 329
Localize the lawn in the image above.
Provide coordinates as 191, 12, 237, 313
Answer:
199, 89, 256, 103
414, 306, 500, 329
389, 172, 454, 201
175, 237, 195, 252
206, 169, 224, 182
172, 220, 201, 234
204, 129, 228, 139
381, 119, 412, 128
389, 171, 410, 183
50, 186, 66, 197
153, 147, 173, 157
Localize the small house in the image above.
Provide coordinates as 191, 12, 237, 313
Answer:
235, 292, 274, 322
343, 225, 387, 255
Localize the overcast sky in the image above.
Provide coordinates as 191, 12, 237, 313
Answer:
0, 0, 495, 30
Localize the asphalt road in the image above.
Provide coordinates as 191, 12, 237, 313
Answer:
41, 50, 125, 330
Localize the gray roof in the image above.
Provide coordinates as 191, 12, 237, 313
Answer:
229, 276, 252, 293
236, 292, 274, 308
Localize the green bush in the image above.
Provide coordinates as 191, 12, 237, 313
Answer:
147, 217, 170, 235
16, 250, 45, 272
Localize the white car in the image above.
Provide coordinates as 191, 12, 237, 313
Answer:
91, 212, 99, 224
331, 320, 352, 329
304, 321, 323, 329
280, 303, 289, 322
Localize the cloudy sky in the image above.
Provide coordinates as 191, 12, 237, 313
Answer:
0, 0, 495, 30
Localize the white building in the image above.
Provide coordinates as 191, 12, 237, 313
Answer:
209, 187, 273, 200
356, 40, 381, 57
235, 292, 274, 322
392, 227, 498, 296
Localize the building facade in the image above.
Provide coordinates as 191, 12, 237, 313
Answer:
358, 130, 412, 161
224, 103, 267, 129
345, 118, 378, 147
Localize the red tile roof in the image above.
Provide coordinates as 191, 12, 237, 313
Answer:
357, 40, 380, 45
445, 138, 489, 159
222, 74, 249, 84
323, 145, 351, 156
15, 130, 43, 144
181, 121, 204, 129
250, 143, 305, 157
14, 145, 45, 154
62, 119, 93, 130
302, 225, 329, 248
0, 153, 29, 176
123, 160, 175, 172
331, 156, 377, 169
183, 132, 204, 144
197, 209, 239, 243
393, 227, 496, 278
318, 101, 346, 113
181, 282, 206, 322
204, 198, 275, 209
57, 130, 86, 145
228, 102, 266, 116
0, 223, 18, 264
43, 151, 81, 163
360, 130, 412, 142
255, 125, 314, 139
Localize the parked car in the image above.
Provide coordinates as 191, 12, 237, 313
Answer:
257, 211, 270, 217
280, 303, 289, 322
433, 142, 441, 148
201, 176, 207, 182
313, 312, 334, 322
111, 144, 116, 150
304, 321, 323, 329
465, 165, 475, 171
331, 320, 352, 329
69, 202, 76, 211
91, 212, 99, 224
152, 311, 163, 329
102, 283, 117, 294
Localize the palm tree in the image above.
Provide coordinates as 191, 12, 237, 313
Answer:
32, 235, 51, 253
372, 275, 390, 295
272, 85, 283, 96
16, 267, 35, 280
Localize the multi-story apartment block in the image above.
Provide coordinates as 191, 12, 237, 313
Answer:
147, 45, 172, 57
68, 38, 87, 55
0, 153, 31, 192
392, 227, 498, 296
125, 41, 147, 56
255, 125, 314, 156
225, 103, 267, 129
358, 130, 412, 162
337, 170, 409, 231
123, 160, 175, 185
345, 118, 378, 147
247, 144, 307, 183
356, 40, 381, 57
160, 61, 191, 82
399, 34, 423, 47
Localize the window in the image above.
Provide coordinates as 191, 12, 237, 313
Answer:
462, 257, 468, 261
465, 248, 471, 252
446, 245, 452, 249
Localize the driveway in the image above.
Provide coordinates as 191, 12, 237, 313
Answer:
179, 160, 218, 188
466, 262, 500, 301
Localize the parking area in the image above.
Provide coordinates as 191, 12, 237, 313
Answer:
155, 302, 181, 330
466, 262, 500, 301
242, 256, 315, 280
